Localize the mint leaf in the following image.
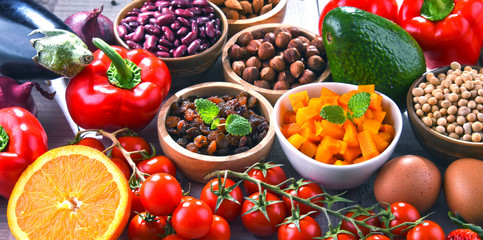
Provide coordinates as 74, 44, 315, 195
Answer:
320, 105, 346, 124
225, 114, 252, 136
195, 98, 219, 125
211, 118, 221, 130
348, 92, 371, 119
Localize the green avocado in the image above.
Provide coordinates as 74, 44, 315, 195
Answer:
322, 6, 426, 109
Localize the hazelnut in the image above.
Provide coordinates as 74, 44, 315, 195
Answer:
237, 32, 253, 46
269, 55, 286, 72
287, 27, 301, 38
232, 60, 246, 76
274, 80, 290, 90
290, 60, 305, 78
277, 70, 295, 84
287, 38, 305, 54
310, 36, 325, 53
263, 32, 276, 45
246, 39, 261, 55
299, 69, 316, 84
246, 56, 262, 69
296, 36, 310, 44
252, 28, 266, 39
260, 67, 276, 81
254, 80, 271, 89
228, 44, 247, 60
258, 42, 275, 60
275, 31, 292, 49
307, 55, 326, 72
274, 26, 289, 36
305, 45, 320, 58
283, 48, 301, 63
242, 66, 260, 83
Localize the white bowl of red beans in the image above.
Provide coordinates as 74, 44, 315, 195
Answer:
157, 82, 276, 183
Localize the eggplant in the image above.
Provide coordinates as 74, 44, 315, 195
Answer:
0, 0, 72, 80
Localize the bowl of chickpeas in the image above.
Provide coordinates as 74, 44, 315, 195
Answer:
407, 62, 483, 166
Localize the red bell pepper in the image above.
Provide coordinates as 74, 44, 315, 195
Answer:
66, 38, 171, 131
398, 0, 483, 69
0, 107, 48, 198
318, 0, 399, 36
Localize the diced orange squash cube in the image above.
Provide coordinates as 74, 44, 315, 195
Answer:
358, 84, 375, 94
287, 133, 307, 149
320, 96, 340, 106
289, 91, 309, 112
369, 93, 383, 111
353, 115, 366, 132
320, 135, 346, 154
296, 107, 319, 126
307, 97, 323, 112
301, 119, 316, 133
353, 156, 368, 164
301, 127, 321, 142
378, 132, 392, 142
299, 141, 317, 158
343, 146, 362, 163
357, 130, 379, 160
365, 109, 374, 119
380, 124, 395, 136
371, 133, 389, 153
363, 118, 382, 135
334, 160, 350, 165
321, 87, 340, 97
318, 120, 345, 140
281, 122, 302, 138
371, 110, 387, 123
343, 121, 359, 147
315, 143, 333, 164
284, 111, 296, 123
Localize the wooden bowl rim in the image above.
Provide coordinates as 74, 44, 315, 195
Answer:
406, 65, 483, 146
227, 0, 288, 24
114, 0, 228, 63
222, 23, 331, 98
158, 82, 276, 162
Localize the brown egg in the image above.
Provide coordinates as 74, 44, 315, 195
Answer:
444, 158, 483, 226
373, 155, 442, 213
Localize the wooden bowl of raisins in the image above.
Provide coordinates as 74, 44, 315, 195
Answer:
222, 23, 331, 105
157, 82, 276, 183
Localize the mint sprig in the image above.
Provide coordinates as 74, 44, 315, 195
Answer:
195, 98, 252, 136
319, 92, 371, 124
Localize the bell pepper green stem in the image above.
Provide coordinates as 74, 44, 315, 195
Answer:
421, 0, 455, 21
92, 38, 141, 89
0, 126, 9, 152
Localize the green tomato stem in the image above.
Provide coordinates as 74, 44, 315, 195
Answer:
0, 126, 9, 152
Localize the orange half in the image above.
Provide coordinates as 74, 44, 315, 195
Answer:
7, 145, 131, 240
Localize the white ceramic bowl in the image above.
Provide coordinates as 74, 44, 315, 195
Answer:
273, 82, 403, 190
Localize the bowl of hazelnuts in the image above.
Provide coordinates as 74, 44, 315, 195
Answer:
222, 23, 331, 105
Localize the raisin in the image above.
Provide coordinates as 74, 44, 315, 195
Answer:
238, 136, 248, 148
177, 138, 189, 147
200, 125, 211, 135
177, 120, 188, 133
186, 142, 198, 153
166, 116, 180, 128
216, 133, 229, 149
207, 130, 220, 141
247, 96, 257, 108
184, 108, 197, 121
186, 127, 201, 137
194, 135, 208, 148
207, 140, 217, 155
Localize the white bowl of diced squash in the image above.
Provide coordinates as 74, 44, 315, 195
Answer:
272, 82, 403, 190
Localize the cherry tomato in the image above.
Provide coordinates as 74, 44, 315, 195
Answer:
171, 199, 213, 239
282, 180, 325, 217
181, 195, 197, 202
162, 234, 188, 240
128, 212, 166, 240
385, 202, 421, 239
75, 137, 105, 152
198, 215, 231, 240
137, 155, 176, 177
110, 157, 131, 180
323, 233, 357, 240
241, 192, 287, 237
340, 210, 381, 237
200, 177, 244, 222
243, 162, 287, 196
447, 229, 481, 240
130, 187, 145, 219
367, 235, 391, 240
277, 215, 322, 240
111, 136, 152, 163
139, 173, 182, 216
407, 220, 445, 240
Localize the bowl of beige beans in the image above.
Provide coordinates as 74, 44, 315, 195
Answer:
407, 62, 483, 166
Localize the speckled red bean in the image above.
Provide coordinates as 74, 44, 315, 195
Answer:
117, 25, 127, 38
155, 1, 171, 8
144, 24, 161, 35
177, 16, 190, 27
177, 26, 189, 36
156, 14, 175, 26
156, 51, 171, 58
181, 31, 197, 45
162, 26, 175, 42
187, 39, 201, 54
193, 0, 208, 6
173, 45, 187, 57
172, 0, 192, 7
144, 35, 158, 50
132, 26, 145, 42
126, 40, 142, 49
206, 21, 215, 38
157, 44, 170, 52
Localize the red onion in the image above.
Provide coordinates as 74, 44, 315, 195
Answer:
0, 76, 55, 116
64, 5, 115, 52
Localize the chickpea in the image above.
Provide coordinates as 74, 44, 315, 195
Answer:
468, 100, 477, 109
446, 123, 456, 133
434, 91, 444, 100
472, 121, 482, 132
458, 99, 468, 107
416, 109, 424, 117
425, 72, 435, 81
457, 116, 467, 125
463, 123, 472, 134
429, 77, 440, 86
450, 61, 461, 70
437, 117, 447, 126
422, 103, 431, 112
467, 113, 477, 122
418, 96, 428, 104
418, 82, 427, 89
461, 91, 471, 99
422, 116, 432, 127
433, 111, 442, 119
455, 125, 464, 135
455, 77, 464, 86
447, 105, 458, 115
461, 134, 471, 141
435, 126, 445, 134
428, 97, 438, 105
448, 93, 459, 102
449, 132, 459, 139
441, 100, 452, 108
471, 133, 482, 142
447, 114, 456, 123
478, 113, 483, 122
412, 87, 424, 97
431, 105, 439, 113
439, 108, 447, 116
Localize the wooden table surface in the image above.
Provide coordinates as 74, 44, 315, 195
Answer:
0, 0, 464, 239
